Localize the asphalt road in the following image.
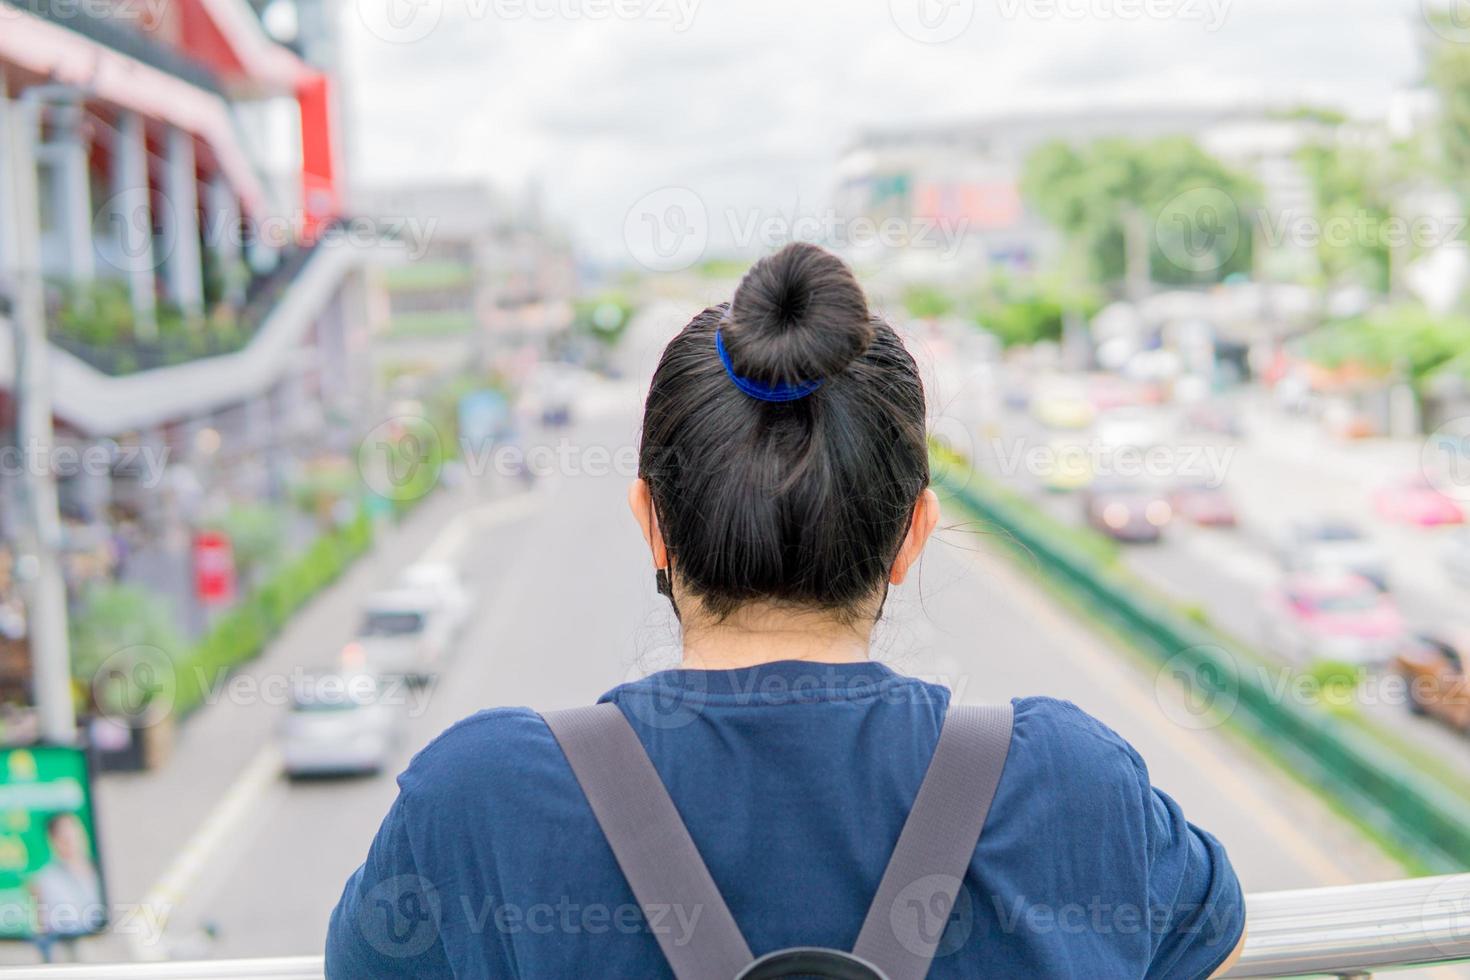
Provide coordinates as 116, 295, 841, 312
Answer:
14, 306, 1425, 969
964, 377, 1470, 783
192, 398, 1405, 961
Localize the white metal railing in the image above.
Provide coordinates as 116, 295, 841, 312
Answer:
1223, 873, 1470, 978
0, 875, 1466, 978
0, 959, 322, 978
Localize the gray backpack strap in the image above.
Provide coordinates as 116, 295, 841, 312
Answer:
851, 703, 1015, 980
542, 703, 754, 980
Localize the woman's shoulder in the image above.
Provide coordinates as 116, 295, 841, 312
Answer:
1008, 696, 1149, 795
396, 706, 565, 802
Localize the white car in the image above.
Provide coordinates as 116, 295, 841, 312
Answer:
355, 589, 457, 683
1444, 530, 1470, 588
1276, 520, 1389, 591
394, 562, 471, 637
1094, 407, 1174, 451
279, 670, 402, 777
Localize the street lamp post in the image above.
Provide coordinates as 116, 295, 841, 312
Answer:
2, 85, 84, 745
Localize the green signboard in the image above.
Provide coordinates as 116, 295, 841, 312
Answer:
0, 746, 106, 941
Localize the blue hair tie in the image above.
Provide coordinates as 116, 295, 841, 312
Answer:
715, 329, 823, 403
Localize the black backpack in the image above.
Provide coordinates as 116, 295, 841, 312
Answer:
541, 702, 1013, 980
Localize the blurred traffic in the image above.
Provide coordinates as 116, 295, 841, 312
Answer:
925, 298, 1470, 761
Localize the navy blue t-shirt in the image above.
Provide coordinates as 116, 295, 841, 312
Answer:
327, 661, 1244, 979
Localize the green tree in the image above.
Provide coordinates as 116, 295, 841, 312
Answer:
572, 294, 637, 347
902, 284, 954, 320
1021, 137, 1259, 292
70, 583, 186, 718
1295, 139, 1425, 296
1426, 9, 1470, 203
203, 503, 287, 587
1301, 305, 1470, 390
975, 274, 1102, 348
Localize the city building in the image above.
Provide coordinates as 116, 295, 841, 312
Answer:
833, 104, 1325, 282
0, 0, 390, 695
356, 181, 575, 352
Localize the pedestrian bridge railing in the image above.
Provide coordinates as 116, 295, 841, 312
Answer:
0, 874, 1466, 979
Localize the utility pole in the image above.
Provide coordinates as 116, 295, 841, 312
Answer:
3, 86, 80, 745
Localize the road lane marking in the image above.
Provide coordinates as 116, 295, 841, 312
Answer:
421, 492, 543, 565
128, 746, 283, 960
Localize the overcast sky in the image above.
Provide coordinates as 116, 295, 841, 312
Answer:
338, 0, 1435, 263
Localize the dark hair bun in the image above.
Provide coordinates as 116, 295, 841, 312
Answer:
723, 242, 875, 385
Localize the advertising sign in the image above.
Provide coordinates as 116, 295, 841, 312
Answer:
458, 390, 510, 452
193, 530, 237, 607
0, 746, 106, 941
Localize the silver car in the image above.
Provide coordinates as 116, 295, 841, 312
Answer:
279, 670, 401, 777
1445, 530, 1470, 589
356, 589, 456, 683
1276, 519, 1389, 590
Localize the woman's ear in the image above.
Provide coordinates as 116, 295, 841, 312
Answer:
627, 479, 669, 570
889, 488, 940, 585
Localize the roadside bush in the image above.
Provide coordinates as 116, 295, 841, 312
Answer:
201, 503, 287, 587
69, 583, 187, 719
1307, 659, 1365, 713
171, 511, 374, 716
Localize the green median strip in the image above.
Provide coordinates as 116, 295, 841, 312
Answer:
172, 510, 376, 716
933, 451, 1470, 874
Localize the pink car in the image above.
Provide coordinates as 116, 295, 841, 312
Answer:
1261, 572, 1406, 665
1170, 484, 1238, 527
1374, 477, 1465, 526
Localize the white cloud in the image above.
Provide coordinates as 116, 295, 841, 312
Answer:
340, 0, 1428, 261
